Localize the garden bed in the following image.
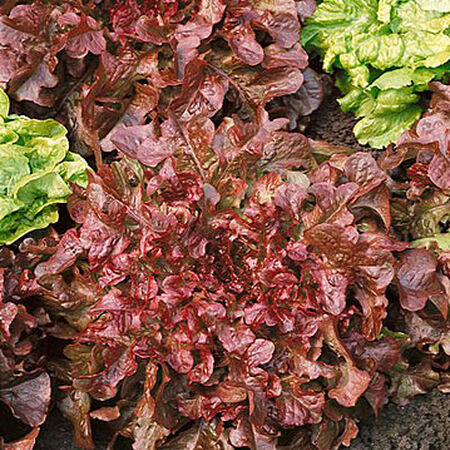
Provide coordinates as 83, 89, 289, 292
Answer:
0, 2, 448, 449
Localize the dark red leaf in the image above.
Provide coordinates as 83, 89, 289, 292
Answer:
397, 249, 444, 312
90, 406, 120, 422
275, 383, 324, 427
0, 372, 51, 427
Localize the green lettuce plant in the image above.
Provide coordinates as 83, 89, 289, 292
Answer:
0, 89, 88, 245
302, 0, 450, 148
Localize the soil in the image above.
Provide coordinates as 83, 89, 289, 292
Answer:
351, 390, 450, 450
6, 93, 450, 450
307, 93, 367, 152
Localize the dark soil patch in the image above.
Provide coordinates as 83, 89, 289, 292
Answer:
34, 408, 112, 450
351, 390, 450, 450
34, 408, 80, 450
6, 93, 450, 450
306, 92, 367, 152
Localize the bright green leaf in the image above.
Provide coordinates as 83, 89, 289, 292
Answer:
0, 90, 89, 245
303, 0, 450, 148
411, 233, 450, 251
377, 0, 400, 23
353, 103, 422, 148
0, 205, 59, 246
0, 89, 9, 117
0, 197, 23, 222
0, 145, 31, 196
15, 172, 72, 205
416, 0, 450, 13
57, 152, 90, 188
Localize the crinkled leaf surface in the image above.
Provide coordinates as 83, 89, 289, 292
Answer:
303, 0, 450, 147
0, 89, 88, 244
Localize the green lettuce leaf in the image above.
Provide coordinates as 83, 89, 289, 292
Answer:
415, 0, 450, 14
411, 234, 450, 251
0, 89, 89, 245
0, 205, 60, 246
0, 145, 31, 196
369, 67, 445, 90
0, 197, 23, 222
353, 103, 421, 147
303, 0, 450, 148
0, 89, 9, 117
338, 85, 423, 147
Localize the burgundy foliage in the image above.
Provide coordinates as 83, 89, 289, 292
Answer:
0, 1, 449, 449
0, 247, 51, 446
0, 1, 106, 107
378, 81, 450, 406
0, 0, 324, 165
4, 131, 448, 448
384, 82, 450, 241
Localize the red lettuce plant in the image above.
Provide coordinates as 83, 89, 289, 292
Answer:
0, 0, 106, 108
0, 1, 325, 164
73, 0, 316, 162
4, 117, 429, 448
1, 2, 448, 449
3, 140, 449, 448
377, 81, 450, 405
391, 82, 450, 242
0, 246, 51, 448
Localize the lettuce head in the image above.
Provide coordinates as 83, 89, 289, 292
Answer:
302, 0, 450, 148
0, 89, 88, 245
